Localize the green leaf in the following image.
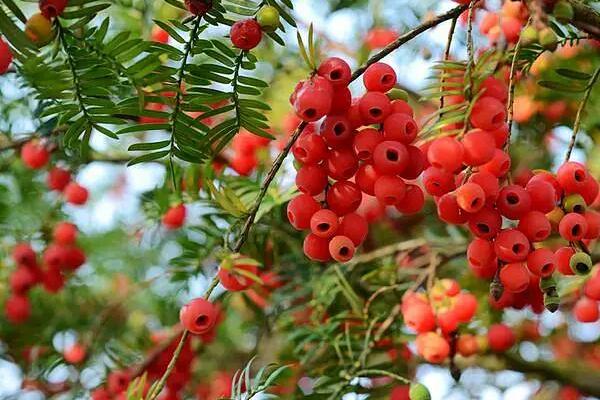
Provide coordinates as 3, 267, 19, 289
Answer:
128, 141, 171, 151
296, 30, 312, 71
538, 80, 586, 92
127, 150, 169, 166
153, 20, 186, 44
2, 0, 27, 23
555, 68, 592, 81
238, 76, 268, 87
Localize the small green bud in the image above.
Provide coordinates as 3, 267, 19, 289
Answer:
540, 276, 557, 292
553, 1, 574, 24
256, 6, 280, 32
539, 28, 558, 51
521, 26, 539, 46
544, 292, 560, 312
387, 88, 409, 101
569, 251, 592, 275
409, 383, 431, 400
563, 194, 586, 214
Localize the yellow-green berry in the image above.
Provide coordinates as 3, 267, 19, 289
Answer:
570, 251, 592, 275
409, 383, 431, 400
256, 5, 280, 32
564, 193, 586, 214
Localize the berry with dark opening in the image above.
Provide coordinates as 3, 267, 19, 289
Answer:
494, 229, 530, 262
321, 115, 353, 149
363, 62, 397, 92
310, 209, 339, 239
470, 97, 506, 131
526, 248, 556, 277
326, 181, 363, 216
456, 182, 486, 213
317, 57, 351, 88
569, 251, 592, 275
179, 298, 219, 334
358, 91, 391, 124
517, 211, 551, 242
559, 213, 588, 241
329, 235, 355, 262
337, 213, 368, 246
372, 141, 409, 175
383, 113, 418, 144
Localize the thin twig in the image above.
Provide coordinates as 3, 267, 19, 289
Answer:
563, 67, 600, 162
440, 16, 459, 114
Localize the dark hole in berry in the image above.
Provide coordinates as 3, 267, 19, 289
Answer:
317, 223, 330, 232
339, 246, 349, 256
330, 69, 342, 80
304, 108, 317, 119
574, 204, 584, 213
541, 263, 553, 274
369, 108, 383, 117
334, 123, 346, 136
196, 314, 209, 327
512, 243, 524, 254
576, 262, 590, 273
492, 112, 504, 125
574, 170, 586, 182
572, 225, 582, 236
381, 74, 394, 85
477, 223, 490, 233
471, 198, 481, 208
386, 149, 399, 162
506, 193, 519, 205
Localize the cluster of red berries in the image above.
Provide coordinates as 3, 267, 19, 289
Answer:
401, 279, 477, 363
573, 267, 600, 323
287, 58, 426, 262
6, 224, 85, 323
230, 130, 271, 176
22, 140, 89, 205
479, 1, 528, 44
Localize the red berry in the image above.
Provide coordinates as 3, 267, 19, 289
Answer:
330, 86, 352, 114
358, 92, 391, 124
321, 115, 353, 149
372, 141, 409, 175
494, 229, 530, 262
326, 181, 362, 216
353, 128, 382, 160
584, 210, 600, 239
456, 182, 486, 213
518, 211, 551, 242
287, 194, 320, 230
525, 178, 557, 213
328, 235, 355, 262
12, 243, 36, 268
383, 113, 418, 144
293, 77, 333, 122
457, 334, 479, 357
39, 0, 68, 18
462, 129, 495, 166
470, 97, 506, 131
497, 184, 531, 220
437, 311, 459, 337
573, 297, 599, 323
230, 153, 257, 176
415, 332, 450, 363
557, 162, 589, 194
467, 206, 502, 239
489, 123, 509, 147
468, 171, 499, 204
403, 302, 436, 333
355, 163, 380, 195
337, 213, 368, 246
184, 0, 212, 15
363, 62, 397, 92
317, 57, 351, 88
437, 193, 468, 224
296, 164, 327, 196
64, 182, 89, 205
422, 166, 455, 196
479, 76, 508, 103
230, 19, 262, 50
47, 166, 71, 191
292, 131, 327, 164
395, 184, 425, 215
390, 99, 414, 117
21, 141, 50, 169
10, 267, 37, 294
479, 149, 511, 177
63, 246, 86, 270
53, 222, 77, 245
179, 298, 218, 334
374, 175, 406, 206
326, 148, 358, 180
454, 292, 478, 322
528, 171, 562, 202
555, 246, 576, 276
218, 263, 258, 291
581, 175, 599, 205
559, 212, 588, 241
487, 323, 515, 352
0, 36, 13, 75
427, 137, 464, 172
584, 274, 600, 300
310, 209, 339, 238
64, 343, 86, 364
107, 371, 131, 394
467, 238, 496, 269
500, 262, 530, 293
527, 248, 556, 277
4, 294, 30, 324
400, 145, 425, 180
162, 204, 186, 229
303, 233, 331, 262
